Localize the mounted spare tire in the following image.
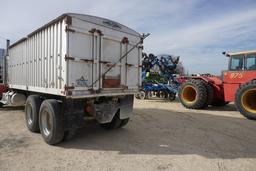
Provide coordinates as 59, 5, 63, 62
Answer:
178, 79, 208, 109
235, 80, 256, 120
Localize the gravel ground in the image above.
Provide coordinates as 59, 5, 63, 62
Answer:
1, 98, 256, 171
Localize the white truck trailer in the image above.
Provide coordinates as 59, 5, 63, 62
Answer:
2, 13, 145, 144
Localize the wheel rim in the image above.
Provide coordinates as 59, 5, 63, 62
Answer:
182, 85, 197, 104
169, 93, 175, 100
41, 109, 53, 137
140, 91, 145, 99
26, 105, 33, 126
241, 89, 256, 114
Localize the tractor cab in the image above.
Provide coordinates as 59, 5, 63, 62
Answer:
223, 50, 256, 102
225, 50, 256, 71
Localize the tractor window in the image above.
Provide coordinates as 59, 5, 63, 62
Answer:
246, 54, 256, 70
230, 55, 244, 71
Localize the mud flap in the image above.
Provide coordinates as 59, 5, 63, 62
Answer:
119, 95, 134, 119
94, 95, 134, 123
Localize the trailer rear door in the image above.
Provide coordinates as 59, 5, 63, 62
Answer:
66, 15, 142, 96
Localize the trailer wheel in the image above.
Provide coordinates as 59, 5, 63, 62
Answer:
25, 95, 42, 132
178, 79, 208, 109
118, 118, 130, 128
100, 110, 129, 129
145, 91, 152, 99
135, 93, 140, 99
39, 99, 64, 145
137, 91, 146, 100
168, 93, 176, 101
235, 80, 256, 120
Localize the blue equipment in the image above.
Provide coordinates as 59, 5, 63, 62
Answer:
136, 53, 181, 101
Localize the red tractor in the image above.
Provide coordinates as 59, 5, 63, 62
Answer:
179, 50, 256, 120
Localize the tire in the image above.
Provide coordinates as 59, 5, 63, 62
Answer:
138, 91, 146, 100
204, 83, 214, 107
118, 118, 130, 128
135, 93, 140, 99
39, 99, 64, 145
100, 110, 129, 129
235, 80, 256, 120
145, 91, 149, 99
178, 79, 208, 109
25, 95, 42, 132
168, 93, 176, 101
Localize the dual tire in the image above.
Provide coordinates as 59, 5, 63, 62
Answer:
178, 79, 209, 109
25, 97, 64, 145
25, 96, 130, 144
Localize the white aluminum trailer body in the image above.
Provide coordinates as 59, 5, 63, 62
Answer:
8, 13, 142, 98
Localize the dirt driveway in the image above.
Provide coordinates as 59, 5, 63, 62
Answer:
1, 99, 256, 171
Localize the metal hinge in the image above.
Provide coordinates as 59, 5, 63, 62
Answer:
65, 26, 75, 33
80, 59, 94, 63
65, 55, 75, 61
89, 28, 97, 34
64, 85, 75, 91
126, 63, 134, 67
137, 45, 144, 49
100, 60, 111, 64
96, 30, 104, 36
122, 37, 129, 44
65, 16, 72, 25
120, 85, 128, 89
88, 89, 101, 94
89, 28, 104, 36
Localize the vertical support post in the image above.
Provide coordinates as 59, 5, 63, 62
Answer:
3, 39, 10, 85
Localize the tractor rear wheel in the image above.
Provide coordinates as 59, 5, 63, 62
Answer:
235, 80, 256, 120
178, 79, 208, 109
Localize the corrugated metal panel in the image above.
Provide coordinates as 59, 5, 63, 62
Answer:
0, 49, 5, 82
8, 19, 67, 95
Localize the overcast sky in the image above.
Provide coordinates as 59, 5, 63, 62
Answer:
0, 0, 255, 74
